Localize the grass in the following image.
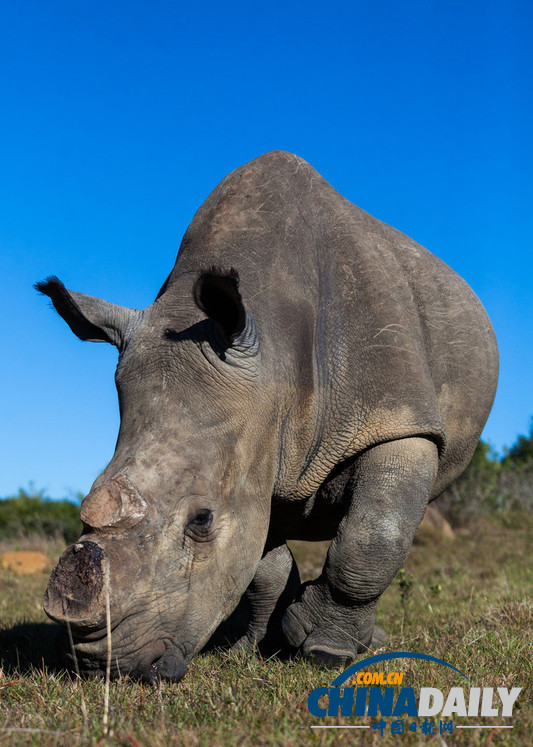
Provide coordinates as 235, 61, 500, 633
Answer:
0, 515, 531, 746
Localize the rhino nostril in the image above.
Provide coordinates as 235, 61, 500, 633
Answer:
150, 657, 161, 672
135, 646, 187, 683
133, 655, 162, 684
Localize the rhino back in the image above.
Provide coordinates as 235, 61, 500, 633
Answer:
166, 151, 498, 500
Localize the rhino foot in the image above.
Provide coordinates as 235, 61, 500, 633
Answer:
302, 645, 355, 669
371, 625, 388, 647
294, 628, 387, 668
230, 629, 290, 658
281, 580, 379, 667
205, 535, 300, 658
220, 534, 300, 658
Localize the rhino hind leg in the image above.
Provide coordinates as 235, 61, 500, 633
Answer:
282, 437, 438, 667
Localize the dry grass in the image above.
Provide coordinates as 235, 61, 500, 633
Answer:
0, 516, 531, 745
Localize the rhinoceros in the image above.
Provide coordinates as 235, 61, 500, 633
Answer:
37, 151, 498, 682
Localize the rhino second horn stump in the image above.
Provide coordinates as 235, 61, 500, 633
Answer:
44, 541, 107, 630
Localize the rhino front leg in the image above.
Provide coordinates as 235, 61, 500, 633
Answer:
282, 436, 439, 666
208, 534, 300, 655
235, 533, 301, 655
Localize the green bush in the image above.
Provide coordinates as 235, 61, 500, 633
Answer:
0, 488, 82, 544
501, 419, 533, 471
435, 425, 533, 525
499, 423, 533, 514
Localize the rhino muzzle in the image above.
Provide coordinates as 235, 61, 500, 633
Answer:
44, 540, 109, 631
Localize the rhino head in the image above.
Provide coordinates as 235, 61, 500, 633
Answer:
37, 268, 274, 681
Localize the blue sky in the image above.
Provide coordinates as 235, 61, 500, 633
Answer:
1, 0, 531, 498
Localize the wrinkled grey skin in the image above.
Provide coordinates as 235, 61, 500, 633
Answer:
38, 151, 498, 681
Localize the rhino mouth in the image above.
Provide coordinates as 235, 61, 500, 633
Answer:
60, 627, 189, 683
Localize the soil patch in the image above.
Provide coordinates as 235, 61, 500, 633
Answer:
1, 550, 52, 575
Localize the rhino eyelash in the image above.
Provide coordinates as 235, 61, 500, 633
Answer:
187, 509, 213, 530
185, 509, 215, 543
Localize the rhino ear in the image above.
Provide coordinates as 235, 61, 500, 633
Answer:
193, 267, 247, 345
35, 276, 139, 348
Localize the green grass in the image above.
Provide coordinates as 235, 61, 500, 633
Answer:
0, 516, 531, 746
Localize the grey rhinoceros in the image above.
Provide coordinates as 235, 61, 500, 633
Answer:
37, 151, 498, 682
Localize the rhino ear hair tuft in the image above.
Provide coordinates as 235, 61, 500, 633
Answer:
194, 267, 247, 344
34, 275, 62, 295
35, 276, 137, 347
35, 276, 115, 343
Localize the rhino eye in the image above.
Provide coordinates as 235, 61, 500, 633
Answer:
186, 509, 213, 539
190, 509, 213, 527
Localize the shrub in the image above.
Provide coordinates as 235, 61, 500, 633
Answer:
0, 488, 82, 544
435, 426, 533, 525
